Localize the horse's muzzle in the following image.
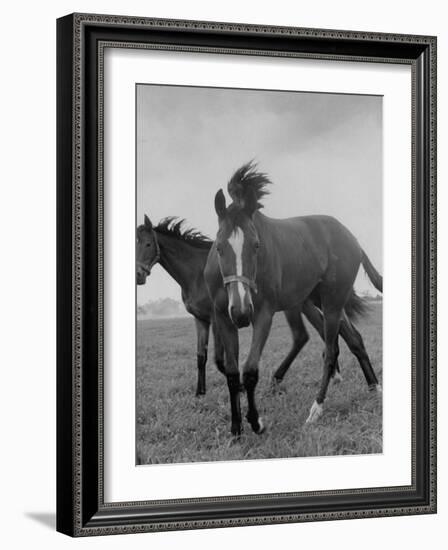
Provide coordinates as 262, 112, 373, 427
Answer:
136, 269, 148, 285
230, 306, 253, 328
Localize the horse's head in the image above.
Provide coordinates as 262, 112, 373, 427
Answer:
136, 215, 160, 285
214, 188, 259, 328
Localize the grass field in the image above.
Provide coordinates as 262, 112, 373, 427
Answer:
136, 303, 382, 465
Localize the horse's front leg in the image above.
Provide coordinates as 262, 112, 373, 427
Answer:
214, 309, 241, 436
194, 318, 210, 396
211, 317, 225, 376
243, 307, 273, 434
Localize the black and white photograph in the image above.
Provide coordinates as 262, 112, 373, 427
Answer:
135, 83, 383, 465
1, 0, 441, 544
52, 6, 438, 541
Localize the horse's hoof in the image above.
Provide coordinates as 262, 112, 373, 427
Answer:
230, 434, 242, 444
246, 415, 265, 434
306, 401, 323, 423
255, 417, 266, 435
231, 424, 242, 438
270, 377, 283, 392
195, 390, 206, 397
332, 372, 343, 385
369, 384, 382, 394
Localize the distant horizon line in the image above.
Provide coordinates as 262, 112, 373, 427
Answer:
137, 293, 383, 308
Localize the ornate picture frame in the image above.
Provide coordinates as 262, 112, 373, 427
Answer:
57, 13, 436, 536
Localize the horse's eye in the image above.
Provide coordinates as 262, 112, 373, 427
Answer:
146, 243, 151, 248
254, 242, 260, 250
216, 244, 223, 255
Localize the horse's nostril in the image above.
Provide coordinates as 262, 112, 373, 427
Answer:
229, 308, 251, 328
237, 314, 250, 328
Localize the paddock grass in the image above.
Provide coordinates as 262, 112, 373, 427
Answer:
136, 303, 382, 465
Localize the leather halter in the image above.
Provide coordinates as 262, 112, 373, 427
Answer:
223, 274, 257, 293
137, 234, 161, 275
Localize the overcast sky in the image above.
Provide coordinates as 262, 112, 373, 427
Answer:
137, 84, 382, 305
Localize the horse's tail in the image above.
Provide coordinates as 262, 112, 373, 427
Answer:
361, 249, 383, 293
344, 290, 370, 321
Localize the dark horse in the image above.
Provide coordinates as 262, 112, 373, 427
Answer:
205, 162, 382, 436
136, 215, 365, 396
136, 216, 223, 396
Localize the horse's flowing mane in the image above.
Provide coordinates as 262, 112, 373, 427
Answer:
155, 217, 212, 249
227, 160, 271, 210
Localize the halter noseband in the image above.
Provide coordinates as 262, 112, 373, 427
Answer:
223, 274, 258, 293
137, 233, 161, 275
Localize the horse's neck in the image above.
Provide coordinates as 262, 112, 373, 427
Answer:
254, 211, 283, 264
254, 212, 273, 244
155, 232, 208, 292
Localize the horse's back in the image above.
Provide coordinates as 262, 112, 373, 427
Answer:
261, 213, 360, 254
293, 215, 363, 287
255, 213, 362, 308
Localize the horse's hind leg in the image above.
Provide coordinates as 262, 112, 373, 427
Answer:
339, 312, 380, 391
302, 300, 342, 382
305, 276, 359, 423
306, 304, 342, 423
272, 309, 309, 383
194, 318, 210, 396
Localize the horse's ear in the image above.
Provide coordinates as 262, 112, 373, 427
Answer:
214, 189, 226, 219
144, 215, 153, 229
243, 186, 258, 217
